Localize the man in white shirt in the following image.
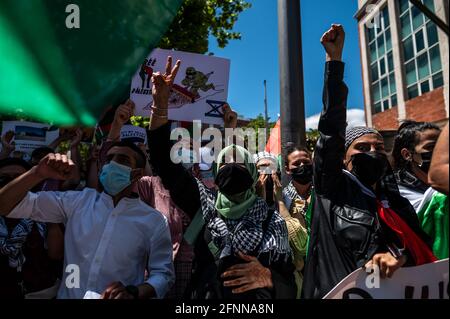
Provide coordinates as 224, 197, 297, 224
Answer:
0, 141, 174, 299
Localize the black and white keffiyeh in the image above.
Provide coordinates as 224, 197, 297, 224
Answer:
283, 181, 300, 209
0, 217, 47, 271
282, 180, 312, 220
196, 179, 290, 262
345, 126, 382, 150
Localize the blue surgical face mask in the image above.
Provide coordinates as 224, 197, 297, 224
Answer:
99, 161, 132, 196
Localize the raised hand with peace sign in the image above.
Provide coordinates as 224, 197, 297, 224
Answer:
149, 56, 181, 130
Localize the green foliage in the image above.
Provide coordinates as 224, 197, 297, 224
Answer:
243, 113, 275, 150
159, 0, 251, 54
245, 114, 275, 131
130, 116, 150, 128
56, 141, 91, 173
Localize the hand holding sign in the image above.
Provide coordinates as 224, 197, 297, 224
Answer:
114, 99, 135, 126
1, 131, 15, 152
0, 131, 15, 160
223, 103, 238, 129
365, 252, 407, 279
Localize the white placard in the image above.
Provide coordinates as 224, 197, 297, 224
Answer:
130, 48, 230, 125
324, 259, 449, 299
1, 121, 59, 155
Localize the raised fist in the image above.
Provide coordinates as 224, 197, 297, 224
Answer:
320, 24, 345, 62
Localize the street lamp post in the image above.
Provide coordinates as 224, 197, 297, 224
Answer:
277, 0, 306, 184
264, 80, 269, 141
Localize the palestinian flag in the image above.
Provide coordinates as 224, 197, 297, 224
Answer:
265, 118, 280, 156
417, 188, 449, 260
0, 0, 182, 126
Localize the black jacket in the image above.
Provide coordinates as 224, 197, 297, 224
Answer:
302, 61, 431, 299
147, 124, 296, 299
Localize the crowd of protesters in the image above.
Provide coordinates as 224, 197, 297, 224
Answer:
0, 24, 447, 299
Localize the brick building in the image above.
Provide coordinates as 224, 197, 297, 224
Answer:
355, 0, 449, 137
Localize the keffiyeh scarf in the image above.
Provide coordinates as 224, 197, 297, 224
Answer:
283, 181, 311, 215
0, 217, 46, 271
196, 179, 290, 262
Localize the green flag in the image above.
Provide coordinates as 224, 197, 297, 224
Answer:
0, 0, 182, 126
417, 189, 449, 260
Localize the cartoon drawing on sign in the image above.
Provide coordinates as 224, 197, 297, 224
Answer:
139, 58, 156, 89
181, 67, 215, 97
143, 66, 224, 112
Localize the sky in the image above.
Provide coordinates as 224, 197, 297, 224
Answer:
208, 0, 365, 125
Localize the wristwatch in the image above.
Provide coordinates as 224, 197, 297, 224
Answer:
125, 285, 139, 299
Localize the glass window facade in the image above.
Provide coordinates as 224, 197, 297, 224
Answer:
398, 0, 443, 100
366, 5, 397, 114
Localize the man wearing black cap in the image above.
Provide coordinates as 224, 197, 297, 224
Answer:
302, 24, 435, 299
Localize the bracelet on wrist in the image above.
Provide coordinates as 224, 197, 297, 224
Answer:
151, 111, 168, 119
151, 105, 168, 113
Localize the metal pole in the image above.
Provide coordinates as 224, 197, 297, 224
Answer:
264, 80, 269, 141
277, 0, 306, 185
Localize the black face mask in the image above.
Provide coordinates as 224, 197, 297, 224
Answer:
350, 152, 389, 187
291, 164, 313, 185
417, 151, 433, 174
215, 163, 254, 197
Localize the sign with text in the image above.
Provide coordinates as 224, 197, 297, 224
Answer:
324, 259, 449, 299
1, 121, 59, 155
130, 48, 229, 125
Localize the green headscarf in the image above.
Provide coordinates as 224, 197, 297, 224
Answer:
214, 145, 258, 219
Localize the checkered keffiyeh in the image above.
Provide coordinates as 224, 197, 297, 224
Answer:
282, 180, 311, 218
345, 126, 382, 150
195, 179, 290, 262
0, 217, 47, 271
283, 181, 300, 210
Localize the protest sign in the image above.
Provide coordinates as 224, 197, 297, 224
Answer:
1, 121, 59, 155
131, 48, 230, 125
120, 125, 147, 145
324, 259, 449, 299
